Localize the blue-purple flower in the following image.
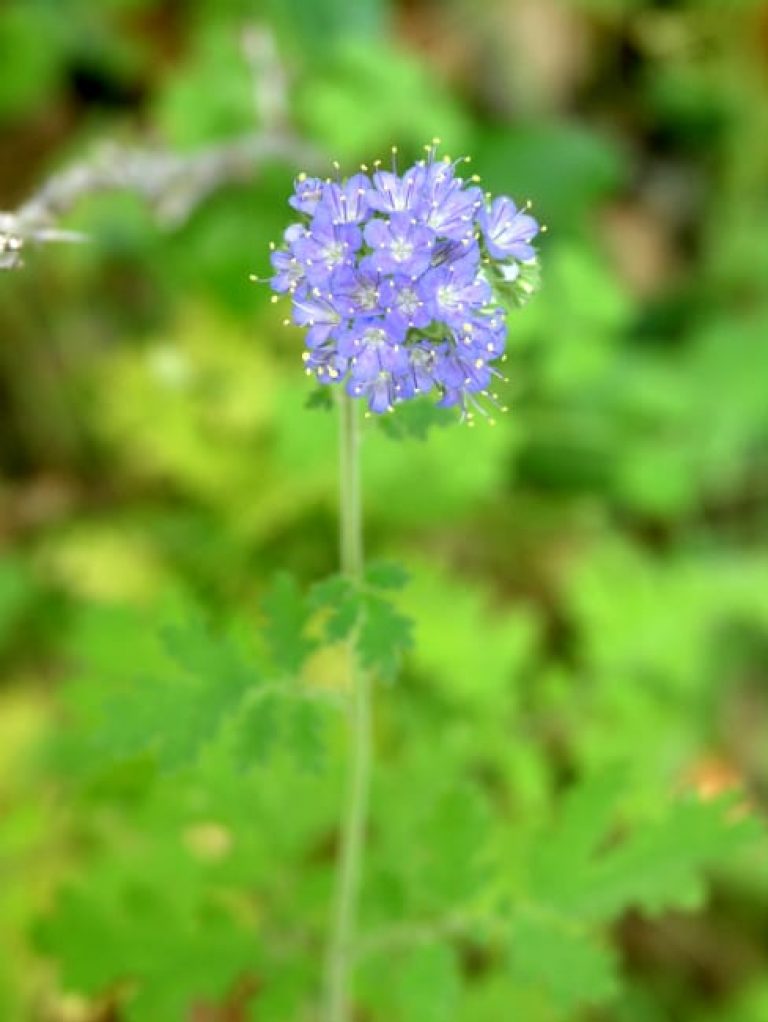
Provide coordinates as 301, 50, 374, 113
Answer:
267, 145, 542, 417
478, 196, 539, 261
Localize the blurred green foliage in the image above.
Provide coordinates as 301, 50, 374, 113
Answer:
1, 0, 768, 1020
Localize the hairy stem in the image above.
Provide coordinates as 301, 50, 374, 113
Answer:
325, 393, 370, 1021
339, 393, 363, 581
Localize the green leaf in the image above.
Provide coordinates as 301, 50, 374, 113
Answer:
357, 594, 413, 683
298, 39, 469, 159
38, 874, 254, 1022
401, 562, 537, 709
261, 572, 316, 675
288, 700, 326, 774
154, 22, 255, 147
528, 769, 628, 911
0, 4, 68, 120
232, 690, 282, 769
305, 387, 334, 411
475, 122, 627, 232
310, 575, 361, 643
265, 0, 386, 54
576, 796, 762, 919
377, 397, 454, 442
419, 784, 491, 905
508, 906, 620, 1012
246, 957, 314, 1021
395, 944, 461, 1022
361, 944, 461, 1022
364, 561, 410, 591
497, 774, 764, 1015
527, 773, 763, 920
67, 600, 262, 774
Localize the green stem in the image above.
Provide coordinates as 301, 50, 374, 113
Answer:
339, 392, 363, 580
325, 393, 370, 1021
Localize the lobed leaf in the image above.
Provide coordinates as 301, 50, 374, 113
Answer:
261, 572, 316, 675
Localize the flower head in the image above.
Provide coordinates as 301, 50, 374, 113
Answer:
267, 144, 542, 418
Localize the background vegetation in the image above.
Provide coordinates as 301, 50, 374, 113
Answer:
1, 0, 767, 1019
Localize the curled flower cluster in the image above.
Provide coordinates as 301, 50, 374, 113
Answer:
269, 144, 540, 417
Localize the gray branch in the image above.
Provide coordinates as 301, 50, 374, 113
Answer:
0, 26, 322, 269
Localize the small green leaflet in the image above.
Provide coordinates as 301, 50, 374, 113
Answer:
232, 689, 282, 769
360, 944, 461, 1022
357, 594, 413, 683
311, 566, 414, 682
232, 690, 325, 774
508, 905, 619, 1012
304, 386, 334, 411
310, 575, 360, 642
288, 699, 326, 773
261, 571, 316, 675
364, 561, 410, 590
377, 397, 454, 441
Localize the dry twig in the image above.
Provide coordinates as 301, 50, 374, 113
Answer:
0, 26, 321, 269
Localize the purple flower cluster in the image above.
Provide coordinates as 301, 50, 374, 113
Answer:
269, 146, 540, 416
